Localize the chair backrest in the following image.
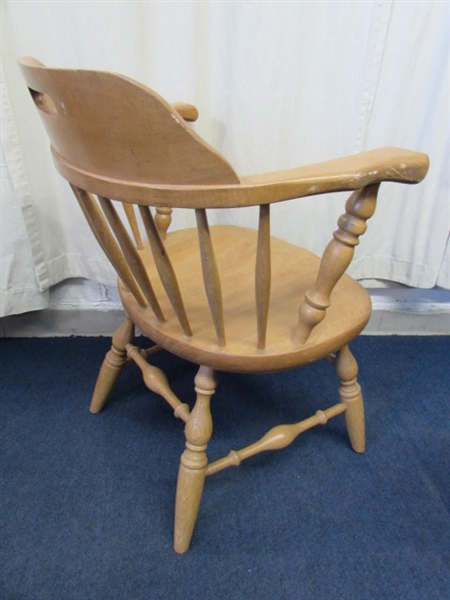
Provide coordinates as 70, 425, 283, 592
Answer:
18, 57, 240, 187
19, 57, 283, 349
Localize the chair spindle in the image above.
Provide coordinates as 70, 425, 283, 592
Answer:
294, 184, 380, 344
255, 204, 271, 349
123, 203, 143, 250
139, 206, 192, 336
155, 207, 173, 240
98, 196, 165, 322
195, 209, 226, 346
72, 186, 147, 307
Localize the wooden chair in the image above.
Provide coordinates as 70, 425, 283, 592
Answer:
19, 57, 429, 553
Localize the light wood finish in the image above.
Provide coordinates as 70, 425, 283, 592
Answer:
90, 316, 135, 413
72, 186, 147, 307
335, 344, 365, 452
155, 207, 172, 241
295, 184, 379, 343
98, 196, 164, 322
195, 209, 226, 346
171, 102, 199, 122
206, 402, 347, 476
121, 226, 372, 372
126, 344, 190, 422
54, 145, 427, 209
139, 206, 191, 336
19, 57, 429, 553
256, 204, 271, 349
174, 366, 216, 553
18, 58, 427, 208
123, 203, 143, 250
19, 56, 239, 189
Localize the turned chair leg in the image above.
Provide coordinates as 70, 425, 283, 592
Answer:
174, 365, 216, 553
335, 345, 365, 453
89, 316, 135, 414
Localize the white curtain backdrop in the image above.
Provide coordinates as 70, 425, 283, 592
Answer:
1, 0, 448, 317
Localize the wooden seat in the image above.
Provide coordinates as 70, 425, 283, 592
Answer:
19, 56, 429, 553
122, 225, 372, 372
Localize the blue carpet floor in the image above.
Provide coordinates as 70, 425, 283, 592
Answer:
1, 336, 449, 599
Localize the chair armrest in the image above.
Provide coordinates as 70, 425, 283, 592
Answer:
52, 146, 429, 210
240, 147, 429, 202
171, 102, 199, 122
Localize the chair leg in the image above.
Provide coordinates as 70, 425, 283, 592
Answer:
335, 345, 365, 453
174, 365, 216, 553
89, 316, 135, 414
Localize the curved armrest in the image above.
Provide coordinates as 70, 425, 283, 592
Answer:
240, 147, 429, 202
171, 102, 199, 122
52, 146, 429, 209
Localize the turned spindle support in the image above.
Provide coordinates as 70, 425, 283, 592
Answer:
174, 366, 216, 553
206, 402, 347, 476
90, 316, 135, 414
125, 344, 190, 422
294, 184, 380, 344
335, 345, 365, 453
155, 207, 172, 240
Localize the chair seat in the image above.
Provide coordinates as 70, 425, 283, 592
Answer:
120, 225, 372, 372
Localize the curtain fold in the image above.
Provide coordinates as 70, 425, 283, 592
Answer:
1, 0, 448, 317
